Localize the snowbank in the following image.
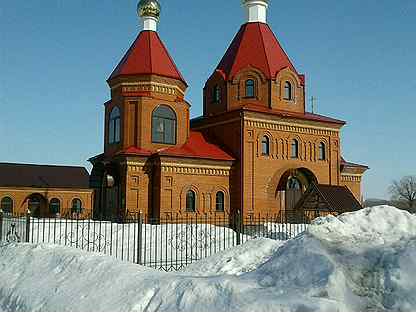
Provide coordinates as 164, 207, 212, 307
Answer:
184, 238, 284, 276
254, 206, 416, 311
0, 205, 415, 312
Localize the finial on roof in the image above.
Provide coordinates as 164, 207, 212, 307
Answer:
137, 0, 161, 31
242, 0, 269, 24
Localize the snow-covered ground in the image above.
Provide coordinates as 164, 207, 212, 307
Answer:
0, 205, 415, 312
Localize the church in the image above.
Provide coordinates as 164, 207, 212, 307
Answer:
89, 0, 368, 220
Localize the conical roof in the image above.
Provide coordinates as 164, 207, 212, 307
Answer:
109, 31, 187, 86
216, 22, 303, 84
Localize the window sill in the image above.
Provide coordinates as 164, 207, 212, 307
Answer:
152, 141, 177, 146
108, 141, 121, 146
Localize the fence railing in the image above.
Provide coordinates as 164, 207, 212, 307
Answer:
0, 210, 310, 271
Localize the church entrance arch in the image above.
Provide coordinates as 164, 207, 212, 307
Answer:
276, 168, 317, 211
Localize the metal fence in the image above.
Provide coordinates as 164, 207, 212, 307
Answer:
0, 210, 310, 271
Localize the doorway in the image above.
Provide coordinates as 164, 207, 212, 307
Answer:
276, 168, 317, 212
28, 194, 46, 217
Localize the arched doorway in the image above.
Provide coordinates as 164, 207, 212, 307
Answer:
276, 168, 317, 212
27, 194, 47, 217
90, 160, 121, 220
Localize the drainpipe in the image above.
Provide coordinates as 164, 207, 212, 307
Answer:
240, 110, 244, 217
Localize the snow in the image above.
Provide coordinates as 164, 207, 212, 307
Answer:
184, 238, 284, 276
1, 205, 415, 312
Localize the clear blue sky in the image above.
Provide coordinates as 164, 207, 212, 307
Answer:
1, 1, 415, 199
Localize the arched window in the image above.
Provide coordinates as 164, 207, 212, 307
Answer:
1, 197, 13, 214
245, 79, 255, 98
261, 136, 270, 156
49, 198, 61, 215
287, 177, 302, 190
213, 85, 221, 103
72, 198, 82, 214
216, 191, 225, 212
108, 106, 121, 144
284, 81, 293, 100
152, 105, 177, 145
318, 142, 326, 161
186, 190, 196, 212
291, 139, 299, 159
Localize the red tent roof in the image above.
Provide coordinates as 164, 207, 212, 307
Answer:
216, 22, 304, 84
109, 31, 187, 85
158, 132, 234, 161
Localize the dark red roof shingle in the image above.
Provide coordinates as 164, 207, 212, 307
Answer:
241, 104, 346, 125
158, 132, 234, 161
296, 183, 363, 213
111, 132, 234, 161
0, 163, 90, 189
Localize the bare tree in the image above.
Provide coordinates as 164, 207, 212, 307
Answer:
389, 176, 416, 211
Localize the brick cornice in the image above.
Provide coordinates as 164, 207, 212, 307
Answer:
244, 117, 340, 137
160, 163, 231, 176
112, 81, 185, 97
341, 173, 362, 182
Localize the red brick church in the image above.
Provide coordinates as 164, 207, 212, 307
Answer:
89, 0, 368, 219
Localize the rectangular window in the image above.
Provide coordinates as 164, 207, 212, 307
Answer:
165, 119, 175, 145
109, 121, 115, 144
152, 118, 164, 143
114, 118, 121, 143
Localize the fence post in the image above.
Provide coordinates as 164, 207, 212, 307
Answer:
136, 211, 143, 265
25, 209, 31, 243
0, 209, 3, 241
236, 210, 242, 245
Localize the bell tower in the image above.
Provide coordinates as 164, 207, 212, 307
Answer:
104, 0, 189, 157
203, 0, 305, 117
90, 1, 190, 218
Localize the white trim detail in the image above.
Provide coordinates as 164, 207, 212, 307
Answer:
142, 16, 158, 31
242, 0, 269, 24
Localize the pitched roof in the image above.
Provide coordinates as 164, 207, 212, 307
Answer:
341, 157, 369, 170
158, 132, 235, 161
216, 22, 304, 84
108, 31, 187, 85
108, 132, 234, 162
240, 103, 346, 125
0, 163, 90, 189
295, 183, 363, 213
